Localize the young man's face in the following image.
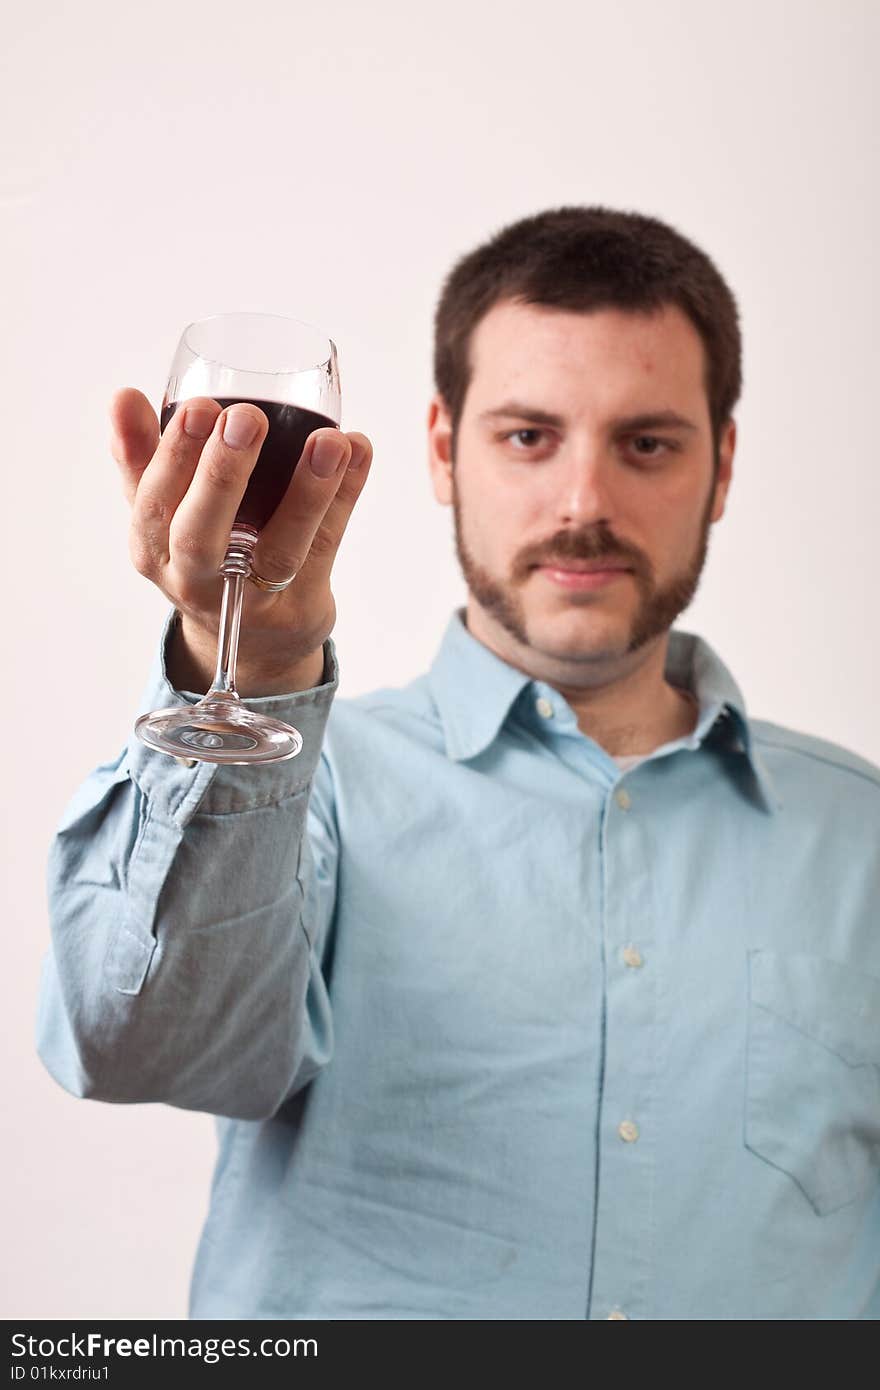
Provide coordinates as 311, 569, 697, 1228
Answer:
427, 298, 735, 672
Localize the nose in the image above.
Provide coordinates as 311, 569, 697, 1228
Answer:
553, 442, 618, 528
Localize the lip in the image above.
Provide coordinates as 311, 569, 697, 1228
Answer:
536, 563, 632, 590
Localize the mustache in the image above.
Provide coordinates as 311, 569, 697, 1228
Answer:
522, 532, 642, 572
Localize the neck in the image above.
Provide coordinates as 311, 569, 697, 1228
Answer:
464, 600, 699, 757
558, 668, 699, 756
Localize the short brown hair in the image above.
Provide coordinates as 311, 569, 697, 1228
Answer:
433, 205, 742, 471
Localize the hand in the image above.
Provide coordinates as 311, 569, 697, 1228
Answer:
110, 388, 373, 693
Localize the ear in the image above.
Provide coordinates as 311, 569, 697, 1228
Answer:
709, 417, 736, 523
427, 393, 454, 506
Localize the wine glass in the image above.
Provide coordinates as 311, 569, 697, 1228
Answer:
134, 312, 341, 765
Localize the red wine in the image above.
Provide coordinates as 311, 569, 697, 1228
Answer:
160, 396, 338, 531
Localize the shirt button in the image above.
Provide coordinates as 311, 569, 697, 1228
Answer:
622, 945, 643, 968
608, 1310, 629, 1319
618, 1120, 639, 1142
614, 787, 631, 810
535, 696, 554, 719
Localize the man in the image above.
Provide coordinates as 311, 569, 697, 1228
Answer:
37, 206, 880, 1320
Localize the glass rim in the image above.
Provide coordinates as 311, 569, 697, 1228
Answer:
181, 311, 336, 375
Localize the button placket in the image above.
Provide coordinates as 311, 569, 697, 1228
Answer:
591, 774, 656, 1321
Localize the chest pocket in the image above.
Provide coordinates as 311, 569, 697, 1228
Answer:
745, 949, 880, 1216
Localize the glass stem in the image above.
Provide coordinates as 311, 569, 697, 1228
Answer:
205, 526, 257, 703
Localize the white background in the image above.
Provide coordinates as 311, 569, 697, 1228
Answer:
3, 0, 877, 1318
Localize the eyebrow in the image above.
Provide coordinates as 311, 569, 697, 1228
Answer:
478, 401, 700, 432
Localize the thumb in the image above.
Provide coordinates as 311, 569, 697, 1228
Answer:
109, 387, 160, 507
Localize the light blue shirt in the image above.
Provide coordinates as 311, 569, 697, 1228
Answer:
37, 606, 880, 1319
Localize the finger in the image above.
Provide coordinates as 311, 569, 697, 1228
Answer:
128, 397, 224, 573
109, 388, 160, 507
296, 432, 373, 586
249, 427, 361, 585
166, 403, 270, 582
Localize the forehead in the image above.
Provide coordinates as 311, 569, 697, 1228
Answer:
465, 298, 709, 418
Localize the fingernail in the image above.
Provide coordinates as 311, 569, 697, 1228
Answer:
223, 407, 261, 450
183, 406, 217, 439
310, 434, 347, 477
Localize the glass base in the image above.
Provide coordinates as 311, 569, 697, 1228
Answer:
134, 696, 303, 765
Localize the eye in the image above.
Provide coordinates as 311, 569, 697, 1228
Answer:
502, 428, 549, 450
627, 434, 675, 460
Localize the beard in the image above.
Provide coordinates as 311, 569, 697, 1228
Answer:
450, 471, 716, 660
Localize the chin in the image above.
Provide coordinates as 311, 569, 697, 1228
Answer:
524, 608, 628, 656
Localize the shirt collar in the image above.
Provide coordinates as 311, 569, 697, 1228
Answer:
427, 607, 782, 814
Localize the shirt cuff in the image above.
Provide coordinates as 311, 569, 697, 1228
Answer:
126, 606, 340, 823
